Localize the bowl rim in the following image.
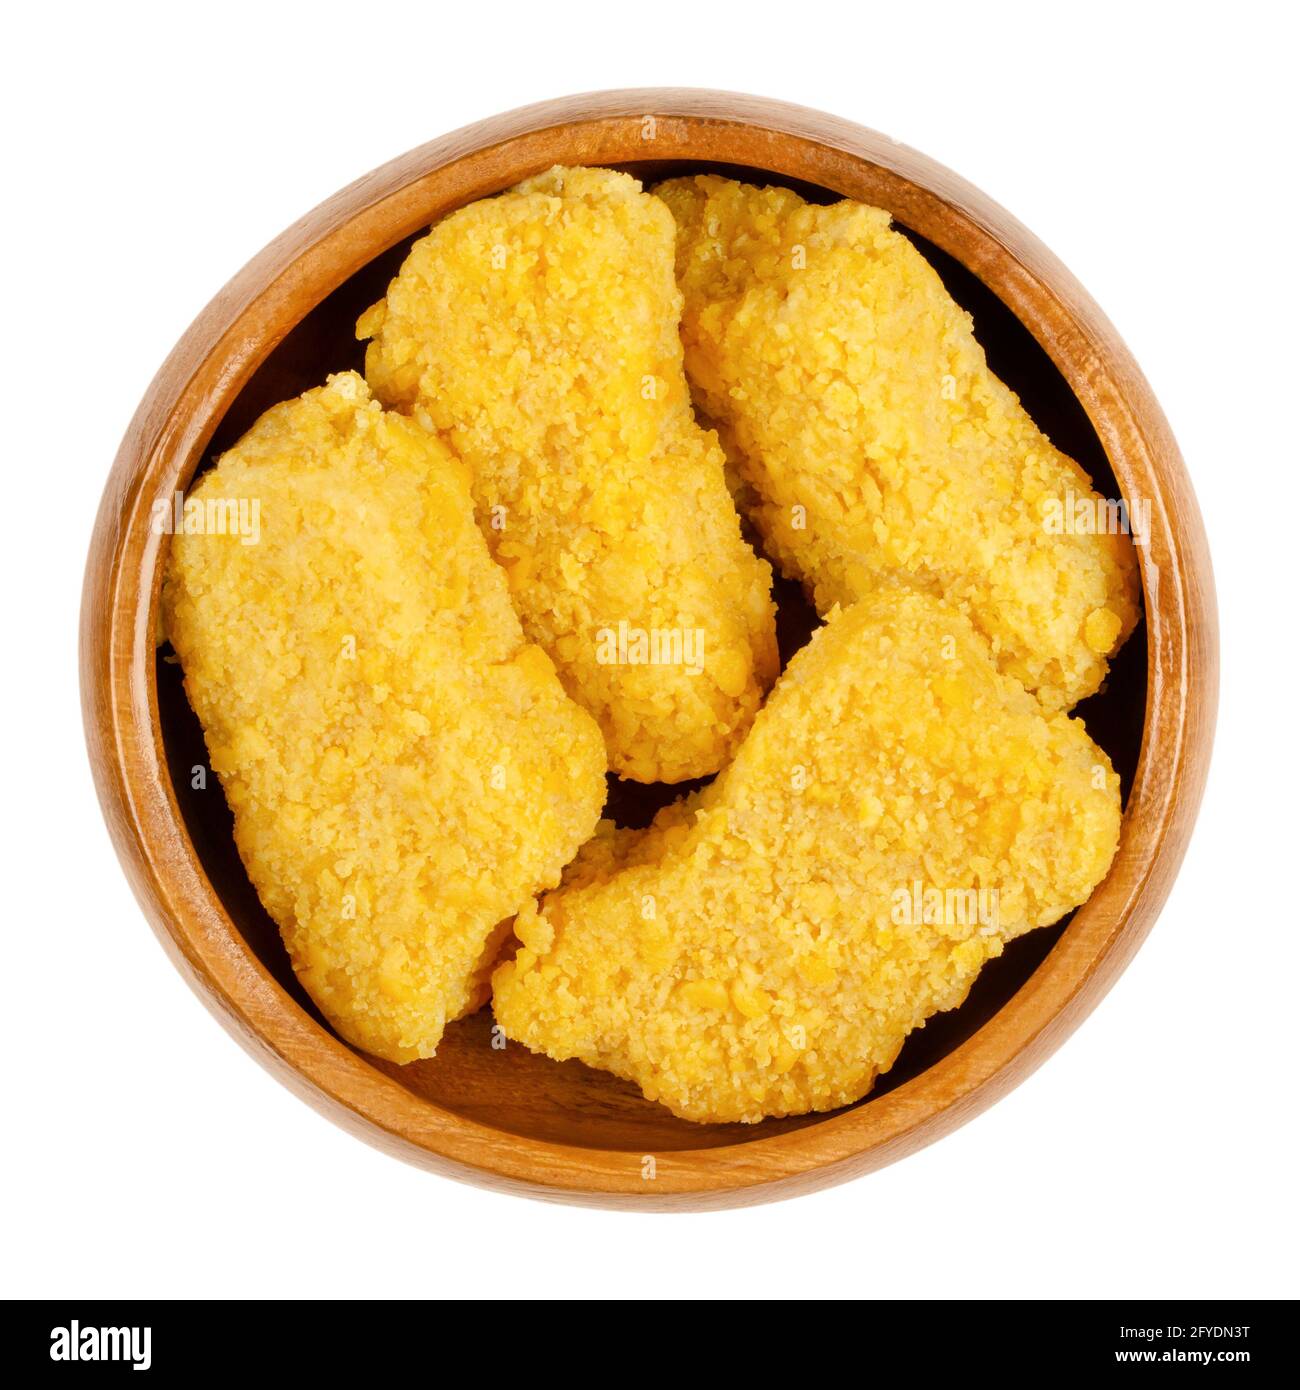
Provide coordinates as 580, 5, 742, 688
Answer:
80, 88, 1218, 1210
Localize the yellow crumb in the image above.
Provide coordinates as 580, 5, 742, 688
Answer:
656, 175, 1141, 710
359, 165, 778, 782
1085, 606, 1124, 653
163, 372, 606, 1063
492, 589, 1123, 1123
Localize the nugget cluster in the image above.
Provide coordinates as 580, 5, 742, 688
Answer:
657, 175, 1140, 709
163, 373, 605, 1063
360, 167, 778, 782
165, 168, 1135, 1124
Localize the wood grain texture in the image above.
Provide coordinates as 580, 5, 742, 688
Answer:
80, 89, 1218, 1209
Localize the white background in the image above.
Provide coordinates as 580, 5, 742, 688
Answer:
4, 0, 1296, 1300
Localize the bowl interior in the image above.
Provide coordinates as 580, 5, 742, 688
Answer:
155, 156, 1147, 1153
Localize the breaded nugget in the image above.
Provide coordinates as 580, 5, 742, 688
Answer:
656, 175, 1141, 710
493, 589, 1122, 1123
163, 372, 606, 1063
358, 166, 778, 782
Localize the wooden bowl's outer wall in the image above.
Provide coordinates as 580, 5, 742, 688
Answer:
81, 90, 1218, 1210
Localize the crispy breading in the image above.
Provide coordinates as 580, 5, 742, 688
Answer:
656, 175, 1141, 710
358, 166, 778, 782
163, 372, 606, 1063
492, 589, 1122, 1123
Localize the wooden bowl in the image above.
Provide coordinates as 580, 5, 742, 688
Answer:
81, 90, 1217, 1209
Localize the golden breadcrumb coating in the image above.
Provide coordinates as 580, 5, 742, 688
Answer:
557, 792, 706, 894
656, 175, 1141, 710
358, 165, 778, 782
493, 589, 1122, 1123
163, 372, 605, 1063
